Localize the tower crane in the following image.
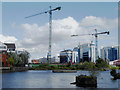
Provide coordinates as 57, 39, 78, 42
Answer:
25, 6, 61, 63
71, 29, 110, 62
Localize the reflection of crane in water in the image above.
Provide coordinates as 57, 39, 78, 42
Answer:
25, 6, 61, 63
71, 29, 110, 61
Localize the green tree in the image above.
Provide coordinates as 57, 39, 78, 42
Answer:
7, 50, 30, 67
8, 57, 15, 66
8, 52, 21, 66
8, 52, 17, 64
19, 50, 30, 66
96, 58, 108, 68
82, 61, 97, 70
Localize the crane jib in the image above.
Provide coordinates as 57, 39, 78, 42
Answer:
25, 6, 61, 64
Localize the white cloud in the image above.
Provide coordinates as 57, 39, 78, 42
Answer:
0, 34, 17, 43
16, 16, 117, 59
80, 16, 118, 31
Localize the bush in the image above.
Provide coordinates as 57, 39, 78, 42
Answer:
77, 64, 85, 70
80, 61, 97, 70
109, 65, 119, 70
69, 66, 76, 70
96, 58, 108, 68
10, 65, 13, 70
8, 57, 15, 66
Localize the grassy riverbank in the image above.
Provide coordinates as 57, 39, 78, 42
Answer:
28, 61, 119, 71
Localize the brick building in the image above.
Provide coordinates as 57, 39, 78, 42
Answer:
0, 42, 8, 67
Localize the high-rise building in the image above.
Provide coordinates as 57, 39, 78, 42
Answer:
60, 49, 73, 63
59, 49, 78, 63
73, 42, 95, 63
72, 49, 78, 63
100, 45, 120, 61
59, 42, 95, 63
77, 42, 95, 63
118, 45, 120, 59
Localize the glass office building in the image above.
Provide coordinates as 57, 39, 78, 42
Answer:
74, 43, 95, 63
100, 45, 120, 61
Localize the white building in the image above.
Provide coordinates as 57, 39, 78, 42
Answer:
60, 49, 73, 63
74, 42, 95, 63
0, 42, 7, 51
60, 49, 78, 63
72, 50, 78, 63
4, 43, 16, 52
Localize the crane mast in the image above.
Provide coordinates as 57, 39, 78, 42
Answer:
48, 6, 52, 63
25, 6, 61, 63
95, 29, 98, 61
93, 29, 109, 61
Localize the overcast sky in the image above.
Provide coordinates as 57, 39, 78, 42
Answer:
1, 2, 118, 60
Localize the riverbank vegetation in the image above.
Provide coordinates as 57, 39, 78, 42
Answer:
29, 58, 118, 71
7, 50, 30, 69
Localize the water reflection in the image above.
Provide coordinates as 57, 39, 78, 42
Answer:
2, 70, 119, 88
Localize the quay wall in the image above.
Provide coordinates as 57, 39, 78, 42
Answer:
0, 67, 28, 73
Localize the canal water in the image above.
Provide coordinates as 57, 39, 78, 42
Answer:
1, 70, 120, 89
